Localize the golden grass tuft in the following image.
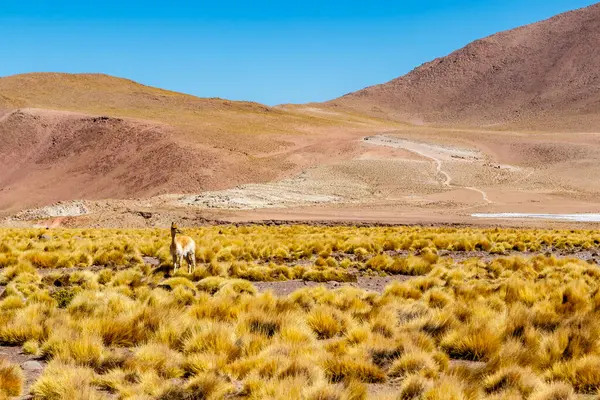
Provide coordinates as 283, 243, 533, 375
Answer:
31, 361, 102, 400
483, 366, 544, 397
40, 331, 105, 368
183, 322, 239, 357
0, 295, 26, 311
0, 261, 36, 283
529, 382, 576, 400
397, 374, 433, 399
245, 313, 283, 338
0, 303, 51, 345
421, 375, 468, 400
130, 342, 184, 378
23, 339, 40, 356
322, 356, 386, 383
180, 372, 233, 399
388, 350, 439, 379
307, 306, 348, 340
440, 323, 502, 361
304, 381, 366, 400
157, 276, 196, 291
547, 355, 600, 393
0, 358, 23, 397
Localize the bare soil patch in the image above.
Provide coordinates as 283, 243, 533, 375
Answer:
253, 275, 411, 296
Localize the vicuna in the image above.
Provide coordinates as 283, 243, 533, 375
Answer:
170, 222, 196, 273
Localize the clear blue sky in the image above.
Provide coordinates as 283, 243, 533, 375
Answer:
0, 0, 597, 105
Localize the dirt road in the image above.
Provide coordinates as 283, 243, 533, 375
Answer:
363, 135, 492, 204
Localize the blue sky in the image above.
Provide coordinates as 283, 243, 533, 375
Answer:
0, 0, 596, 105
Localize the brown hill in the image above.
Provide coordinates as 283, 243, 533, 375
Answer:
0, 109, 236, 210
328, 3, 600, 131
0, 73, 391, 213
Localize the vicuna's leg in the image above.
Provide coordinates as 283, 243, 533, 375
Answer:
187, 252, 196, 274
178, 255, 184, 273
172, 252, 178, 274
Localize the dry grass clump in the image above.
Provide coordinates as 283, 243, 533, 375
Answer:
307, 306, 348, 339
388, 350, 441, 379
322, 356, 386, 383
244, 313, 283, 338
483, 366, 544, 397
0, 303, 53, 345
529, 382, 576, 400
0, 358, 23, 397
160, 372, 233, 399
40, 331, 105, 368
397, 374, 433, 399
440, 323, 502, 361
419, 375, 471, 400
547, 356, 600, 393
130, 342, 184, 378
31, 361, 101, 400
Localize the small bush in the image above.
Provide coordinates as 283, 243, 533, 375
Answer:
50, 287, 80, 309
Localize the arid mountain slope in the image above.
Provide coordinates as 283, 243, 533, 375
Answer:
0, 73, 393, 213
328, 3, 600, 131
0, 109, 231, 211
0, 73, 269, 115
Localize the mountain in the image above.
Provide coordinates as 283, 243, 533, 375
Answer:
327, 3, 600, 131
0, 73, 387, 213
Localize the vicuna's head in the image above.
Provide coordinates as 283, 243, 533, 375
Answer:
171, 222, 182, 235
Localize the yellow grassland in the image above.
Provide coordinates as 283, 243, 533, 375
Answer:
1, 225, 600, 399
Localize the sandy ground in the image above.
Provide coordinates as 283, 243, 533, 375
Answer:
3, 76, 600, 229
177, 128, 600, 226
4, 125, 600, 229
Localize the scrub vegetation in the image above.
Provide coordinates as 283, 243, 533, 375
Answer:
1, 225, 600, 399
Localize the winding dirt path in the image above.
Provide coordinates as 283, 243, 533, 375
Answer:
363, 135, 492, 204
433, 157, 452, 186
464, 186, 491, 204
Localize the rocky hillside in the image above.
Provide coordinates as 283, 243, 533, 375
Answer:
328, 3, 600, 130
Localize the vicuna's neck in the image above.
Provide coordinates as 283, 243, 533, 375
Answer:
171, 230, 177, 242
